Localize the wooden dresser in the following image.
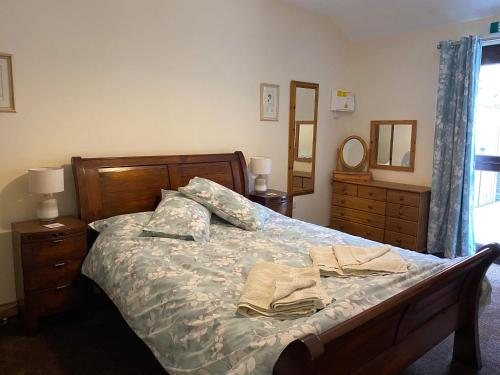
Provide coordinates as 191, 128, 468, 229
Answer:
330, 179, 431, 252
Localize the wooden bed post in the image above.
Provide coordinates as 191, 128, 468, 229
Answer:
451, 244, 497, 369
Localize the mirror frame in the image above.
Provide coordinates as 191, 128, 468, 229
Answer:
294, 121, 315, 162
288, 80, 319, 196
369, 120, 417, 172
338, 135, 368, 171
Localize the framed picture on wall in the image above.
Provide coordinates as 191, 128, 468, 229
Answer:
260, 83, 279, 121
0, 53, 15, 112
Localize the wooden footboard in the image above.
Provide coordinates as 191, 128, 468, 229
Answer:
274, 243, 500, 375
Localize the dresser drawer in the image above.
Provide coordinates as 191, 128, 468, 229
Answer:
385, 217, 417, 236
23, 259, 83, 291
21, 234, 87, 267
386, 203, 419, 222
358, 185, 387, 202
387, 190, 420, 207
332, 194, 386, 215
330, 218, 385, 242
332, 182, 358, 196
385, 230, 418, 251
25, 284, 79, 315
331, 206, 385, 229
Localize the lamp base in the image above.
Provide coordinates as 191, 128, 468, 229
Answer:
254, 176, 268, 193
37, 196, 59, 221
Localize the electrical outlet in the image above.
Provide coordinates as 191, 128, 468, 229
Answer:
293, 201, 297, 209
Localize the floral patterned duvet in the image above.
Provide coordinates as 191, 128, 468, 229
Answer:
82, 208, 458, 375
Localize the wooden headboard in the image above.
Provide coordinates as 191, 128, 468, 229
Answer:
71, 151, 248, 223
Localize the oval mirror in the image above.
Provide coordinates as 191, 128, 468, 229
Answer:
339, 136, 368, 171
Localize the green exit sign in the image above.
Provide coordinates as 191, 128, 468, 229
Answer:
491, 21, 500, 33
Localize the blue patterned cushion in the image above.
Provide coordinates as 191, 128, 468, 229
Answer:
143, 190, 211, 242
178, 177, 269, 231
89, 212, 153, 237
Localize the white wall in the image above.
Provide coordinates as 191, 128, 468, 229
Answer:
346, 16, 500, 186
0, 0, 351, 304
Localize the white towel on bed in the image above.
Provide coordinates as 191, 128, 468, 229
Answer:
237, 262, 331, 319
310, 245, 409, 277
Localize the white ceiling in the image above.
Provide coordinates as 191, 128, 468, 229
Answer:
279, 0, 500, 40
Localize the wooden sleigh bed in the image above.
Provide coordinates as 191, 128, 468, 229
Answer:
72, 151, 499, 375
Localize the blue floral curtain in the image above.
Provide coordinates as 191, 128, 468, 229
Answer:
427, 36, 482, 258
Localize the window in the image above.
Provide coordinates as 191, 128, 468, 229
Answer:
474, 43, 500, 245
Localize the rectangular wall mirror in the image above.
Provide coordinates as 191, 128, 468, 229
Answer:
369, 120, 417, 172
288, 81, 319, 195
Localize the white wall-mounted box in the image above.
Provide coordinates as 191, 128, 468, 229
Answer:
331, 89, 355, 112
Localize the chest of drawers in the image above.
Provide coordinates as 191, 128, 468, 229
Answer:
330, 179, 431, 252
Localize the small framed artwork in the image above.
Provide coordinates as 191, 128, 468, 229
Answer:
260, 83, 279, 121
0, 53, 15, 112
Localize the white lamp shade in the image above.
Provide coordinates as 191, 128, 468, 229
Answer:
250, 157, 272, 175
28, 168, 64, 194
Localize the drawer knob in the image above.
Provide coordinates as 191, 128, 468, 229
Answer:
367, 219, 371, 223
342, 189, 347, 194
397, 225, 402, 230
341, 200, 346, 204
369, 192, 373, 196
53, 262, 66, 268
366, 232, 371, 236
400, 197, 404, 201
52, 239, 64, 244
368, 205, 373, 209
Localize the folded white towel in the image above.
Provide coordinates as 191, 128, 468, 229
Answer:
310, 245, 409, 277
237, 262, 331, 319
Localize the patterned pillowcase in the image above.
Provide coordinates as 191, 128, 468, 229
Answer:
89, 212, 153, 237
178, 177, 269, 231
143, 190, 211, 242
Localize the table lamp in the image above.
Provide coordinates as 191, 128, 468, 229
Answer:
250, 157, 272, 193
28, 167, 64, 221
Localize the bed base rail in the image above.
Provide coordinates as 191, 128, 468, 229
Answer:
274, 243, 500, 375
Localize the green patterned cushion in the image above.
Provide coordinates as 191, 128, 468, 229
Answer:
143, 190, 211, 242
178, 177, 268, 231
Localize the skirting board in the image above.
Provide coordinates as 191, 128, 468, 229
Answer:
0, 301, 18, 319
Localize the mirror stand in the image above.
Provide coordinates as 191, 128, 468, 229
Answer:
333, 136, 372, 182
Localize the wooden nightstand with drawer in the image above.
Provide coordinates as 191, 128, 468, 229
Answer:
250, 189, 293, 218
11, 216, 87, 335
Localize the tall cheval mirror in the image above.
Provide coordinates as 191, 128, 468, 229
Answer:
288, 81, 319, 195
369, 120, 417, 172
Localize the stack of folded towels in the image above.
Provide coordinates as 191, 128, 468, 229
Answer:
237, 262, 331, 319
309, 245, 409, 277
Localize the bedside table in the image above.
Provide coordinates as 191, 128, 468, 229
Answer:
250, 189, 293, 217
11, 216, 87, 336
